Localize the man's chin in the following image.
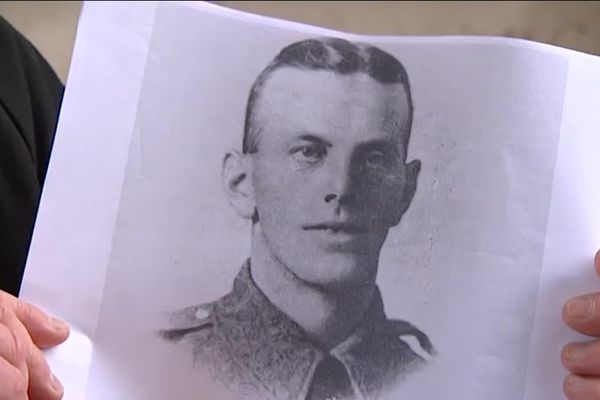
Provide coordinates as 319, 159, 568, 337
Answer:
289, 257, 376, 290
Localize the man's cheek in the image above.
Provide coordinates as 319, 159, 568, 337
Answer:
256, 190, 293, 223
367, 193, 402, 225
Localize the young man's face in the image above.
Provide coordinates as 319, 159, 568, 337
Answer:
249, 67, 418, 288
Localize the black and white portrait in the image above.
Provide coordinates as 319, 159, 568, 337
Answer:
78, 3, 570, 399
158, 36, 435, 400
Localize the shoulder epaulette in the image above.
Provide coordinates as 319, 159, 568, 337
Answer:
389, 319, 437, 356
157, 304, 214, 342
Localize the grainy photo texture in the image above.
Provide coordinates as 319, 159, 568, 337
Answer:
158, 37, 435, 400
77, 3, 568, 400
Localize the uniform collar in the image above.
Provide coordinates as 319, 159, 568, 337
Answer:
210, 259, 407, 399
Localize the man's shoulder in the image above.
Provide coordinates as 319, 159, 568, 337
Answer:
368, 317, 435, 389
370, 317, 436, 377
385, 318, 437, 358
158, 302, 217, 342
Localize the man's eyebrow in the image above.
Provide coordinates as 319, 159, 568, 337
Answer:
295, 134, 333, 147
355, 138, 404, 159
360, 138, 401, 153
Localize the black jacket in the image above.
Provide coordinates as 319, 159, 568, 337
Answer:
0, 16, 64, 296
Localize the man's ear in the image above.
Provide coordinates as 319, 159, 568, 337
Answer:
222, 150, 255, 220
390, 159, 421, 226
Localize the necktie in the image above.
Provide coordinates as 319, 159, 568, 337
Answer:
306, 354, 355, 400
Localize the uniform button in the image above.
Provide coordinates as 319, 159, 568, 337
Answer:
195, 308, 210, 320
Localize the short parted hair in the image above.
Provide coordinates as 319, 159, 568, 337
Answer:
242, 37, 414, 155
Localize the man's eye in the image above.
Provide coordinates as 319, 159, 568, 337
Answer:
365, 151, 386, 168
291, 145, 327, 163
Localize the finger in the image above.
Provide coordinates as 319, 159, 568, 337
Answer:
0, 322, 25, 368
595, 249, 600, 278
563, 292, 600, 336
0, 356, 27, 400
562, 339, 600, 375
26, 345, 63, 400
0, 291, 69, 349
14, 299, 69, 349
1, 303, 62, 399
0, 306, 29, 376
564, 374, 600, 400
0, 308, 28, 400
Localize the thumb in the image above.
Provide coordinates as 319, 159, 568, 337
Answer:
14, 300, 69, 349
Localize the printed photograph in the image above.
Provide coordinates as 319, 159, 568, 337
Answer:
82, 3, 569, 399
158, 36, 436, 400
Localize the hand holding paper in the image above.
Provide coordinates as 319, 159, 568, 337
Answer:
562, 251, 600, 399
0, 291, 69, 400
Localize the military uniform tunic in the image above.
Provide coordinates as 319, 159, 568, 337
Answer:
161, 261, 434, 400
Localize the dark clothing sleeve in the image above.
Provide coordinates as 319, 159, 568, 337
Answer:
0, 16, 64, 296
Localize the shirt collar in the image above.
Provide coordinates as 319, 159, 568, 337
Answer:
211, 259, 400, 399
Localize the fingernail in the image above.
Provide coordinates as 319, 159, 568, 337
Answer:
566, 375, 586, 392
566, 296, 594, 320
50, 316, 68, 331
564, 344, 587, 362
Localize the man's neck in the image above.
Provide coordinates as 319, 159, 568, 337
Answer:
250, 229, 377, 350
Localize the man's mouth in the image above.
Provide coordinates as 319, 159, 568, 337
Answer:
303, 222, 366, 234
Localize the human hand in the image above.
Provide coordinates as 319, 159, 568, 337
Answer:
0, 290, 69, 399
562, 250, 600, 399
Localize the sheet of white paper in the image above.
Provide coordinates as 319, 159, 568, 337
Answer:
19, 2, 600, 399
19, 2, 158, 399
523, 53, 600, 400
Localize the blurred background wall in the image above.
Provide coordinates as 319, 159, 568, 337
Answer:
1, 1, 600, 83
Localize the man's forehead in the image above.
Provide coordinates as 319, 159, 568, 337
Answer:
253, 67, 411, 141
260, 67, 409, 104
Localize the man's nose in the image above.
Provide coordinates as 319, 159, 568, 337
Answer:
323, 155, 356, 206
